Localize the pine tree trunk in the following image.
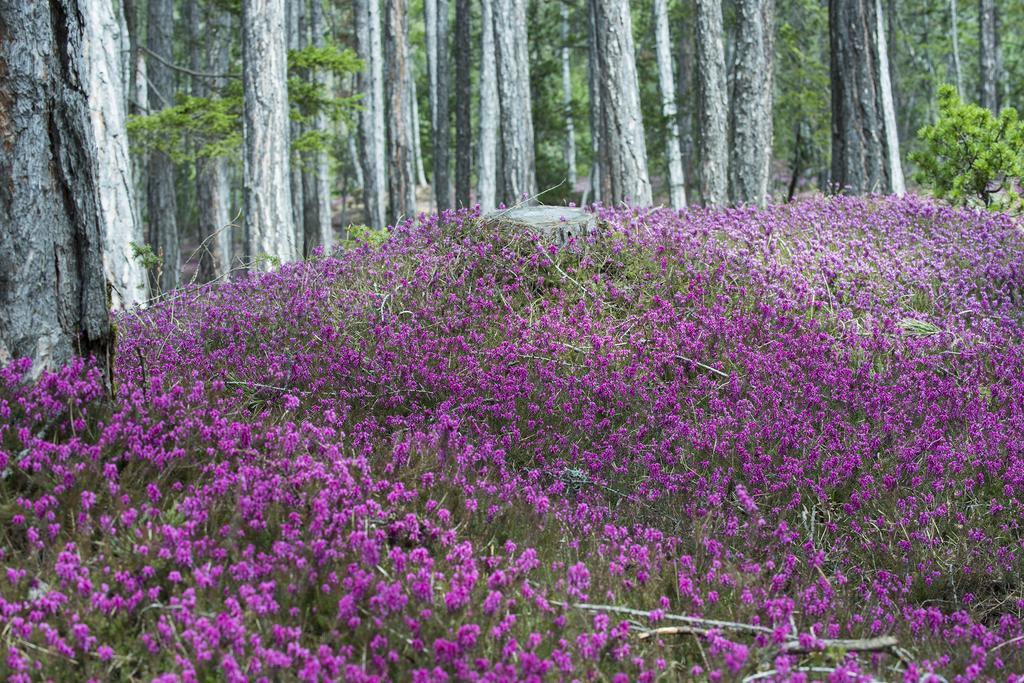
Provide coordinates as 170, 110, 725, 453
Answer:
85, 0, 148, 307
653, 0, 685, 208
677, 27, 696, 203
288, 0, 306, 252
385, 0, 417, 221
242, 0, 296, 267
0, 0, 112, 378
412, 75, 429, 188
147, 0, 180, 292
587, 0, 607, 204
493, 0, 537, 206
476, 0, 498, 211
874, 0, 904, 194
561, 5, 577, 189
950, 0, 962, 95
695, 0, 729, 206
356, 0, 388, 230
590, 0, 651, 206
978, 0, 997, 111
454, 0, 472, 207
191, 1, 233, 280
304, 0, 334, 254
829, 0, 903, 195
729, 0, 775, 207
425, 0, 452, 210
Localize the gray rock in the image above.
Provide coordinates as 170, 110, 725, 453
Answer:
484, 206, 598, 246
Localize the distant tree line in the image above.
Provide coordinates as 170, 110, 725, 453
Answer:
0, 0, 1019, 376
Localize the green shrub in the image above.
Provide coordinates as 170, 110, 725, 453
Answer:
911, 85, 1024, 212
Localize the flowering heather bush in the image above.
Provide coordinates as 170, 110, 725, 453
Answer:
3, 196, 1024, 682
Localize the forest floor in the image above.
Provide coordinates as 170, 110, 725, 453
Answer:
3, 196, 1024, 681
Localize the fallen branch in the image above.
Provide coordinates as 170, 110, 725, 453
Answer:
676, 354, 730, 379
552, 601, 774, 636
782, 635, 899, 654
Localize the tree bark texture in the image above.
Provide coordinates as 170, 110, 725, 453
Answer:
303, 0, 334, 254
454, 0, 472, 207
729, 0, 775, 207
85, 0, 148, 307
0, 0, 112, 376
242, 0, 296, 267
287, 0, 306, 250
561, 5, 577, 188
146, 0, 180, 291
949, 0, 962, 95
874, 0, 904, 194
590, 0, 652, 206
191, 0, 233, 280
587, 0, 608, 204
829, 0, 903, 195
385, 0, 417, 221
356, 0, 388, 229
978, 0, 997, 111
493, 0, 537, 206
653, 0, 685, 208
476, 0, 498, 211
424, 0, 451, 210
695, 0, 729, 206
411, 74, 429, 188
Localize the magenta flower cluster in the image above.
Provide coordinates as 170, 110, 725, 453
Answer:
2, 196, 1024, 681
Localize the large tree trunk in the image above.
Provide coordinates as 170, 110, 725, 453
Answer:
561, 5, 577, 189
146, 0, 180, 292
454, 0, 472, 207
356, 0, 388, 230
590, 0, 651, 206
653, 0, 685, 208
190, 0, 233, 280
424, 0, 452, 210
829, 0, 904, 195
242, 0, 296, 267
476, 0, 498, 211
385, 0, 417, 221
304, 0, 334, 254
0, 0, 112, 377
695, 0, 729, 206
85, 0, 148, 307
493, 0, 537, 206
978, 0, 997, 111
729, 0, 775, 207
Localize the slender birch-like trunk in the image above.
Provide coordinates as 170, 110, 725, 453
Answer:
454, 0, 472, 207
385, 0, 418, 221
653, 0, 686, 208
476, 0, 498, 211
561, 5, 577, 188
356, 0, 388, 229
